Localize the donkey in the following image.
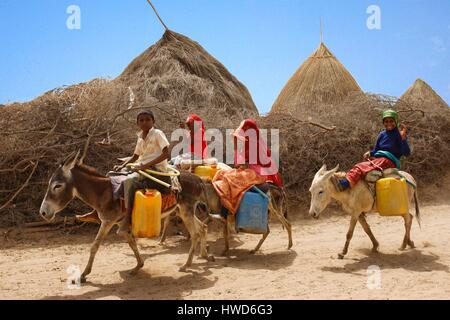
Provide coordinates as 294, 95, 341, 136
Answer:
309, 164, 420, 259
39, 151, 212, 281
183, 178, 293, 256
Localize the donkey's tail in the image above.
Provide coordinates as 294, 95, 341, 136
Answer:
414, 191, 422, 229
281, 189, 289, 219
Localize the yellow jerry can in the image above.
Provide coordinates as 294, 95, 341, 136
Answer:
376, 178, 409, 216
131, 189, 162, 238
194, 165, 219, 180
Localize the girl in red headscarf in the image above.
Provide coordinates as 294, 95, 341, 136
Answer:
181, 114, 207, 159
233, 119, 283, 187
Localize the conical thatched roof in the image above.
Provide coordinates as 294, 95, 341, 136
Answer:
270, 42, 363, 115
396, 79, 449, 112
117, 30, 259, 128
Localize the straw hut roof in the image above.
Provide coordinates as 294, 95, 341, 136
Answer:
117, 30, 259, 128
396, 79, 449, 112
270, 42, 363, 115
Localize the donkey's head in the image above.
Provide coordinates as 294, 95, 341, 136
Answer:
308, 164, 339, 219
39, 151, 80, 222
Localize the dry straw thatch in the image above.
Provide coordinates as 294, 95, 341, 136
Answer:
271, 42, 364, 115
116, 30, 258, 130
396, 79, 450, 113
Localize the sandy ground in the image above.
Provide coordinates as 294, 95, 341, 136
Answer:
1, 203, 450, 300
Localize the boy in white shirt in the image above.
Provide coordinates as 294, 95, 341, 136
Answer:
114, 110, 171, 235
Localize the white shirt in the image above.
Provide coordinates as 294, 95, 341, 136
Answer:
134, 128, 170, 172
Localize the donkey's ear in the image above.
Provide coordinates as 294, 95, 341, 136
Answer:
323, 164, 340, 180
63, 150, 80, 171
315, 164, 327, 177
331, 164, 340, 173
60, 150, 76, 166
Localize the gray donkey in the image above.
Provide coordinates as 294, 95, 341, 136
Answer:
39, 151, 213, 282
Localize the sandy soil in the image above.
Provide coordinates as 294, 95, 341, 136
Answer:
1, 203, 450, 300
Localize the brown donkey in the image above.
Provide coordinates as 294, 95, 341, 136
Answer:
164, 178, 293, 256
39, 151, 212, 282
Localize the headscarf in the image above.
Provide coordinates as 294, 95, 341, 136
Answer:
233, 119, 283, 187
186, 114, 207, 159
382, 109, 399, 126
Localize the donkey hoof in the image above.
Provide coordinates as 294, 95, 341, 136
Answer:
80, 276, 87, 284
337, 253, 345, 260
249, 250, 257, 255
179, 266, 188, 272
221, 250, 229, 257
207, 255, 215, 262
408, 241, 415, 248
128, 265, 143, 276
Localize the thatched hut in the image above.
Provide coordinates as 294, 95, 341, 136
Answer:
270, 42, 364, 117
116, 30, 258, 129
396, 79, 449, 113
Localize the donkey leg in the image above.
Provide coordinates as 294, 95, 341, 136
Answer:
407, 214, 415, 248
199, 224, 215, 262
221, 220, 230, 257
180, 236, 198, 272
338, 216, 358, 259
159, 216, 171, 245
176, 205, 200, 271
81, 221, 114, 282
251, 225, 270, 254
274, 209, 293, 250
400, 214, 414, 250
123, 232, 144, 275
358, 215, 379, 252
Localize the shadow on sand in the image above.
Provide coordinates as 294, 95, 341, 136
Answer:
42, 268, 218, 300
321, 248, 449, 275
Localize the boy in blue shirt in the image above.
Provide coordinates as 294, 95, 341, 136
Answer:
335, 110, 410, 191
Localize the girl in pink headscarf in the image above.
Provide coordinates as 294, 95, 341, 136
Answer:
180, 114, 207, 159
233, 119, 283, 187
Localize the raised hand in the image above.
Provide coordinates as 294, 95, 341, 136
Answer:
399, 123, 408, 140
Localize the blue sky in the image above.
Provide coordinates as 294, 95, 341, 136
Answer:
0, 0, 449, 113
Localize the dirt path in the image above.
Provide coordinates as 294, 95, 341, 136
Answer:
1, 204, 450, 300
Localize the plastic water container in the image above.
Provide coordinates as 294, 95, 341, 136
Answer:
194, 165, 219, 180
132, 190, 162, 238
376, 178, 409, 216
236, 189, 269, 234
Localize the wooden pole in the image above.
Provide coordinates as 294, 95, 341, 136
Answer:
146, 0, 169, 31
320, 18, 323, 44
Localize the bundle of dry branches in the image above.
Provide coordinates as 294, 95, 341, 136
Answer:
0, 80, 141, 226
